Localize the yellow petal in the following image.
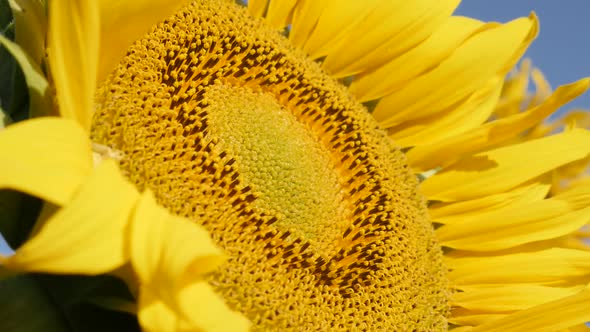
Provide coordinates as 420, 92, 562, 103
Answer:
430, 177, 551, 222
323, 0, 460, 78
407, 78, 590, 172
446, 248, 590, 285
130, 191, 249, 331
247, 0, 268, 18
390, 76, 502, 147
0, 35, 52, 117
494, 59, 531, 119
8, 0, 47, 65
288, 0, 330, 49
450, 327, 477, 332
129, 190, 224, 290
421, 129, 590, 202
373, 14, 537, 128
139, 282, 250, 332
265, 0, 297, 29
0, 118, 92, 205
450, 311, 506, 327
0, 160, 137, 275
301, 0, 379, 59
137, 288, 176, 332
48, 0, 99, 131
97, 0, 193, 83
472, 286, 590, 332
530, 67, 553, 106
453, 284, 582, 313
436, 193, 590, 251
348, 15, 482, 100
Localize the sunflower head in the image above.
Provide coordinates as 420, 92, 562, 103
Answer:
91, 0, 448, 330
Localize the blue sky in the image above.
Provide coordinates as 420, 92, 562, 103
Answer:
455, 0, 590, 113
0, 2, 588, 254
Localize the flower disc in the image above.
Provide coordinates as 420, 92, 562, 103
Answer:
91, 0, 449, 330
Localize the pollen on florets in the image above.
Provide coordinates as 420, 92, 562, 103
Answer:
91, 0, 449, 330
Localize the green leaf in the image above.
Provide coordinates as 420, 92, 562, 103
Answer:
0, 275, 70, 332
0, 273, 140, 332
0, 189, 41, 249
0, 34, 49, 118
0, 0, 14, 37
0, 0, 29, 120
1, 104, 13, 128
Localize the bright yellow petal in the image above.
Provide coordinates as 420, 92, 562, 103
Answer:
0, 35, 51, 117
97, 0, 193, 83
436, 190, 590, 251
137, 288, 176, 332
390, 76, 502, 147
373, 14, 537, 128
530, 67, 553, 106
130, 191, 249, 331
348, 15, 483, 101
472, 286, 590, 332
265, 0, 297, 29
0, 160, 137, 275
0, 118, 92, 205
323, 0, 460, 78
139, 282, 250, 332
288, 0, 329, 48
8, 0, 47, 65
301, 0, 378, 59
247, 0, 268, 18
407, 78, 590, 172
48, 0, 99, 131
430, 177, 551, 222
421, 129, 590, 202
450, 310, 505, 327
494, 59, 531, 119
446, 248, 590, 285
453, 284, 582, 313
129, 190, 224, 290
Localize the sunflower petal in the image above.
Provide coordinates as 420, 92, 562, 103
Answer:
450, 311, 505, 327
130, 191, 249, 331
324, 0, 460, 78
0, 35, 51, 117
437, 203, 590, 251
301, 0, 379, 59
48, 0, 99, 131
348, 15, 481, 99
288, 0, 329, 49
247, 0, 268, 18
138, 282, 250, 332
421, 129, 590, 202
97, 0, 193, 83
0, 118, 92, 205
390, 76, 502, 147
265, 0, 297, 29
373, 14, 537, 128
0, 160, 137, 275
453, 284, 582, 313
446, 248, 590, 285
407, 78, 590, 172
129, 190, 224, 289
472, 286, 590, 332
493, 59, 531, 119
430, 177, 551, 222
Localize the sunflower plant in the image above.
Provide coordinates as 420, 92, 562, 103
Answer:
1, 0, 590, 331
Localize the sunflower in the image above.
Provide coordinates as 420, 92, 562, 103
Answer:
1, 0, 590, 331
